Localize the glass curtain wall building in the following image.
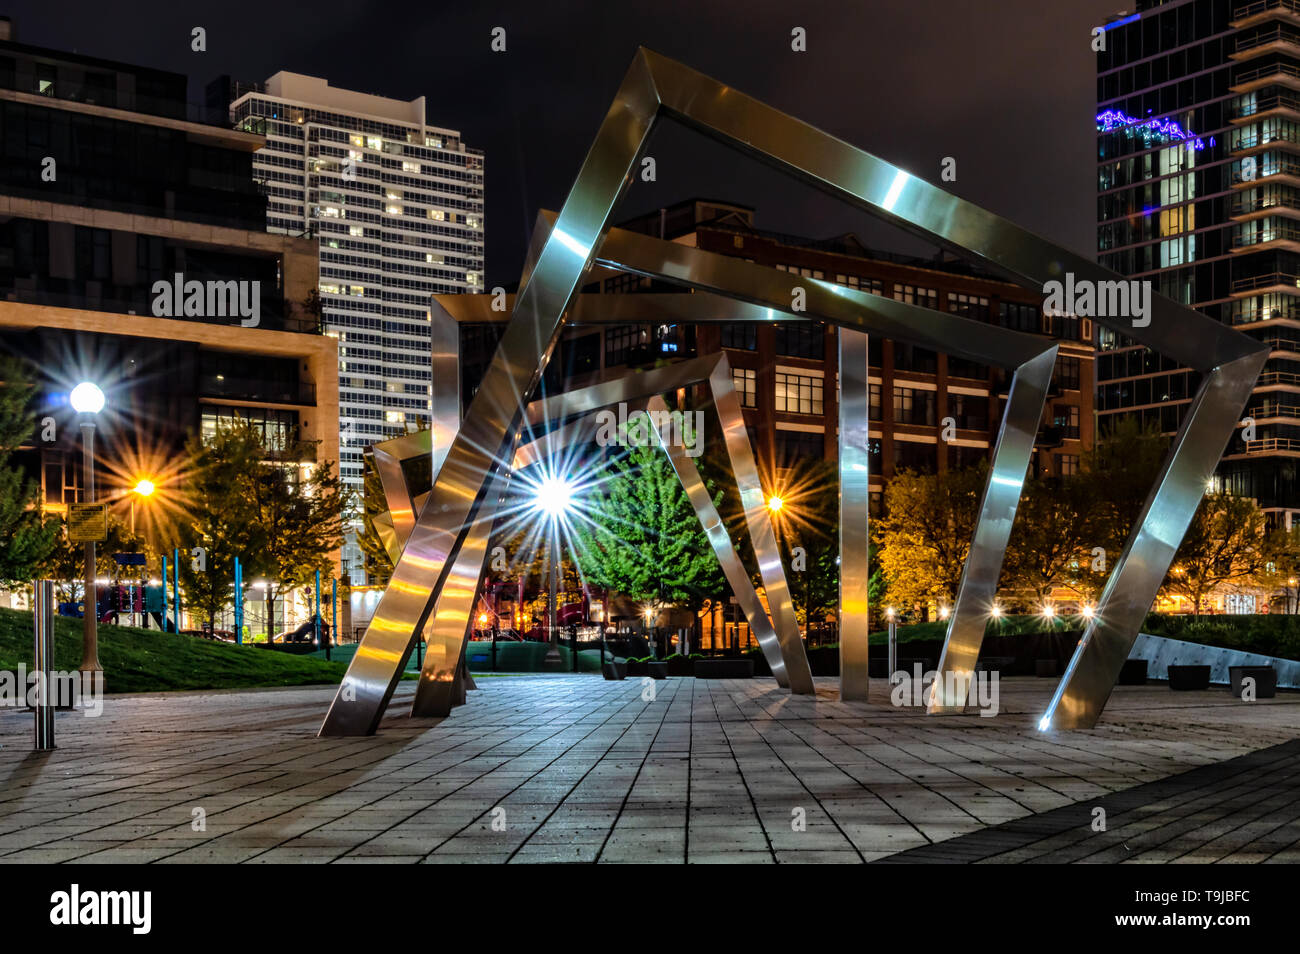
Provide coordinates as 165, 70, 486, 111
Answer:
227, 73, 485, 578
1098, 0, 1300, 524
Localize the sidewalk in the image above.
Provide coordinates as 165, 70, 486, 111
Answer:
0, 675, 1296, 863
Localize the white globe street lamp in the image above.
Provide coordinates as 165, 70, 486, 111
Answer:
72, 381, 105, 674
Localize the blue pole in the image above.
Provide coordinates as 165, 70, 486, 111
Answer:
234, 557, 243, 645
314, 570, 322, 650
161, 555, 169, 631
172, 547, 180, 633
330, 577, 337, 662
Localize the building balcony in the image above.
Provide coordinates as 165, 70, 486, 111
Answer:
1234, 437, 1300, 454
1232, 223, 1300, 251
1231, 271, 1300, 295
1231, 27, 1300, 61
1229, 191, 1300, 220
1257, 369, 1300, 386
1231, 157, 1300, 187
1232, 0, 1300, 31
1245, 401, 1300, 420
1229, 91, 1300, 122
1231, 61, 1300, 94
1231, 129, 1300, 155
200, 377, 317, 406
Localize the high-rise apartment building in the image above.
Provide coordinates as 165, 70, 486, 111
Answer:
0, 29, 339, 624
1097, 0, 1300, 525
226, 74, 484, 577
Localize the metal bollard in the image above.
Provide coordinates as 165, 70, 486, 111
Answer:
888, 618, 898, 682
33, 580, 55, 750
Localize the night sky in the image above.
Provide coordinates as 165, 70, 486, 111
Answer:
10, 0, 1121, 285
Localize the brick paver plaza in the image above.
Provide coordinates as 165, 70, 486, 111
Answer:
1, 674, 1298, 863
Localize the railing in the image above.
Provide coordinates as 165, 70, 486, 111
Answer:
1241, 437, 1300, 452
1245, 403, 1300, 419
1231, 271, 1300, 292
1232, 158, 1300, 182
1235, 0, 1300, 21
1256, 335, 1300, 349
1232, 129, 1300, 149
1234, 61, 1300, 85
1229, 193, 1300, 215
201, 378, 317, 406
1232, 93, 1300, 119
1257, 370, 1300, 385
1235, 27, 1300, 55
1232, 224, 1300, 247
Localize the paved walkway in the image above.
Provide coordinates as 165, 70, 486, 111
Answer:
0, 675, 1297, 863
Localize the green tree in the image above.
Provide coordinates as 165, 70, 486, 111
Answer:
1085, 416, 1168, 568
1260, 525, 1300, 614
357, 453, 394, 587
1002, 472, 1095, 607
874, 463, 986, 615
1163, 492, 1267, 615
0, 356, 58, 584
571, 441, 727, 642
177, 424, 263, 629
179, 422, 349, 639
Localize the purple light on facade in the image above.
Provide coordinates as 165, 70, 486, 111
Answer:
1096, 109, 1206, 151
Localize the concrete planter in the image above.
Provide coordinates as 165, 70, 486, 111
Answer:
1118, 659, 1148, 685
647, 662, 668, 680
1168, 664, 1211, 691
602, 662, 627, 681
1229, 666, 1277, 699
694, 658, 754, 679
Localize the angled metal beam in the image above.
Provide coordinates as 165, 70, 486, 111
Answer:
1040, 350, 1267, 729
928, 346, 1057, 712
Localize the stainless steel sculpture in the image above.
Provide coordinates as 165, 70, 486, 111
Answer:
321, 47, 1266, 736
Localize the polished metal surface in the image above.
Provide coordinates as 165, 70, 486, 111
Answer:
33, 579, 55, 750
429, 297, 462, 478
1041, 350, 1267, 729
323, 46, 1266, 735
928, 346, 1057, 712
319, 51, 660, 737
838, 329, 871, 702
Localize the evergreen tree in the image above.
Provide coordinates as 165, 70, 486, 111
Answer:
0, 356, 58, 585
572, 441, 728, 640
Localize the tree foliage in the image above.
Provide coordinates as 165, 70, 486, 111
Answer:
874, 462, 986, 613
0, 356, 58, 584
178, 422, 349, 635
571, 441, 728, 620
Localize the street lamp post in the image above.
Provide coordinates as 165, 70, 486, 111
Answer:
532, 473, 575, 670
70, 382, 105, 674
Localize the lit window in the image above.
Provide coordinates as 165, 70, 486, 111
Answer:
733, 368, 757, 408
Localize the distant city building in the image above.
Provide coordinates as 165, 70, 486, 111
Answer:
1097, 0, 1300, 525
225, 73, 485, 578
0, 30, 338, 624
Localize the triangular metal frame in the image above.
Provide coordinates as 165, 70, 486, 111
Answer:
321, 48, 1266, 736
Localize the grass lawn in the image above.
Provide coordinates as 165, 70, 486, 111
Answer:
0, 607, 348, 693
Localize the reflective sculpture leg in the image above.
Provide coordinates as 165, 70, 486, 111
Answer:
838, 329, 871, 701
1039, 351, 1267, 729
